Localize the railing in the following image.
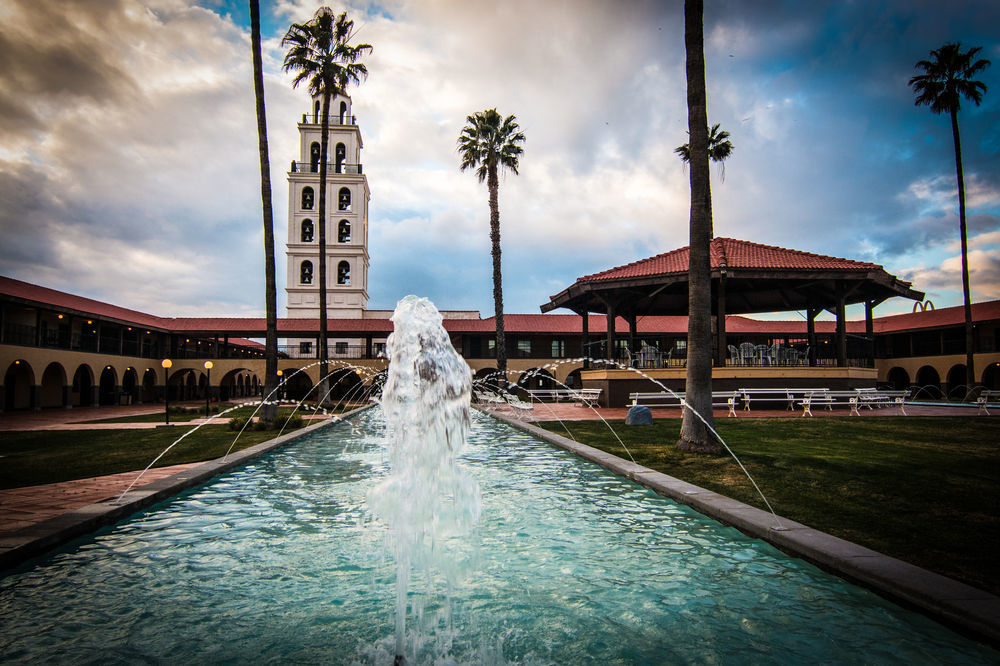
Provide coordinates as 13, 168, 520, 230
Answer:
300, 113, 357, 125
277, 344, 387, 360
290, 161, 363, 174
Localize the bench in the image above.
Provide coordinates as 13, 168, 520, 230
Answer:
977, 389, 1000, 415
738, 388, 831, 412
526, 388, 602, 407
798, 390, 861, 417
629, 391, 739, 417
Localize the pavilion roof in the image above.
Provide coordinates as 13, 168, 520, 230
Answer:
542, 237, 924, 316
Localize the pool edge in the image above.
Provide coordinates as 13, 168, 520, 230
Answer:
485, 408, 1000, 648
0, 404, 377, 574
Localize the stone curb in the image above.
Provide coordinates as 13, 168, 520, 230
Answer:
0, 405, 375, 574
486, 409, 1000, 647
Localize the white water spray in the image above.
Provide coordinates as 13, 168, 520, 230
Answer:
369, 296, 481, 661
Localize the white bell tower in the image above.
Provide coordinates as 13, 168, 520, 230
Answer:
286, 92, 370, 319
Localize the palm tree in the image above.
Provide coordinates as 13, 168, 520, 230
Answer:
675, 122, 734, 238
457, 109, 525, 382
910, 42, 990, 390
249, 0, 278, 424
677, 0, 719, 453
282, 7, 371, 403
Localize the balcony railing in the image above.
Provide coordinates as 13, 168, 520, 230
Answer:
290, 161, 363, 175
301, 113, 357, 125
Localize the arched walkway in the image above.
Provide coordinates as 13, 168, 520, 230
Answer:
40, 362, 67, 408
885, 367, 910, 392
982, 362, 1000, 391
98, 366, 118, 406
946, 364, 969, 401
72, 364, 95, 407
517, 367, 555, 391
4, 360, 35, 410
142, 368, 158, 403
914, 365, 942, 400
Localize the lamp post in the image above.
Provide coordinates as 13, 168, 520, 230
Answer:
204, 360, 213, 417
161, 359, 172, 425
276, 369, 283, 402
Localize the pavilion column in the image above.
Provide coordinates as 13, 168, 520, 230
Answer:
807, 308, 818, 367
865, 301, 875, 368
715, 273, 727, 367
605, 305, 616, 363
626, 314, 637, 366
580, 310, 590, 369
836, 290, 847, 367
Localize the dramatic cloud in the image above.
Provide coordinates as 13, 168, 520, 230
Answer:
1, 0, 998, 319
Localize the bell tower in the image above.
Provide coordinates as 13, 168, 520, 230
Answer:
286, 92, 370, 319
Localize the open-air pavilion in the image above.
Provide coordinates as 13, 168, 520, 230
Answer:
541, 238, 926, 404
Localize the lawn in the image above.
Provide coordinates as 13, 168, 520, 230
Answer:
533, 416, 1000, 596
0, 420, 310, 490
76, 404, 349, 424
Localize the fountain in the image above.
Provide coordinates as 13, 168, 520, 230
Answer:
369, 295, 481, 661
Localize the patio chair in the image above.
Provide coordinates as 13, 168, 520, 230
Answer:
739, 342, 756, 366
728, 344, 741, 366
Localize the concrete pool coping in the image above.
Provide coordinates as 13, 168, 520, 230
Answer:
0, 406, 373, 574
487, 409, 1000, 648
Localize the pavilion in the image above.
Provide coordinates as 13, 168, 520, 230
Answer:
541, 238, 925, 368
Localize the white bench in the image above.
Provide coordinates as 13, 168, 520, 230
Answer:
629, 391, 739, 417
798, 390, 861, 416
739, 388, 830, 411
527, 388, 602, 407
977, 389, 1000, 415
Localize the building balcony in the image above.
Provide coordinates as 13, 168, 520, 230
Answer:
300, 113, 357, 126
290, 161, 363, 175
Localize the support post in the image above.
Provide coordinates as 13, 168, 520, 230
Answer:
836, 292, 847, 367
807, 308, 818, 367
865, 301, 875, 369
715, 273, 727, 366
605, 306, 616, 363
627, 314, 637, 366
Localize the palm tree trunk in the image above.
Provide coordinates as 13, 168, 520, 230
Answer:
249, 0, 278, 423
678, 0, 719, 453
951, 108, 976, 389
488, 162, 507, 382
317, 91, 331, 404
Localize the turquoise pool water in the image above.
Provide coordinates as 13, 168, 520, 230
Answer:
0, 409, 995, 664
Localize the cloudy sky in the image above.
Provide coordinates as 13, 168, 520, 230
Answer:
1, 0, 998, 321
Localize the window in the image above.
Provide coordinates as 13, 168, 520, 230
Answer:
310, 142, 321, 172
314, 100, 320, 122
299, 341, 312, 355
335, 143, 346, 173
338, 187, 351, 211
517, 340, 531, 356
300, 219, 314, 243
339, 100, 347, 124
338, 220, 351, 243
335, 341, 348, 354
300, 260, 313, 284
301, 186, 314, 210
337, 261, 351, 285
551, 339, 565, 358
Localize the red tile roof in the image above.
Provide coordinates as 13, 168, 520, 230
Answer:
874, 300, 1000, 333
579, 237, 881, 283
0, 275, 168, 329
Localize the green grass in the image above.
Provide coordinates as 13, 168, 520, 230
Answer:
0, 420, 309, 490
534, 416, 1000, 596
76, 404, 356, 424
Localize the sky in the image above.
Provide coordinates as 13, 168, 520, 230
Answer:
1, 0, 998, 322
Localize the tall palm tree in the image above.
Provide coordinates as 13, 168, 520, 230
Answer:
282, 7, 371, 402
910, 42, 990, 391
677, 0, 719, 453
457, 109, 525, 382
249, 0, 278, 424
675, 122, 734, 238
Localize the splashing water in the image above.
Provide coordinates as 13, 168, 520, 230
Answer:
368, 296, 481, 661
